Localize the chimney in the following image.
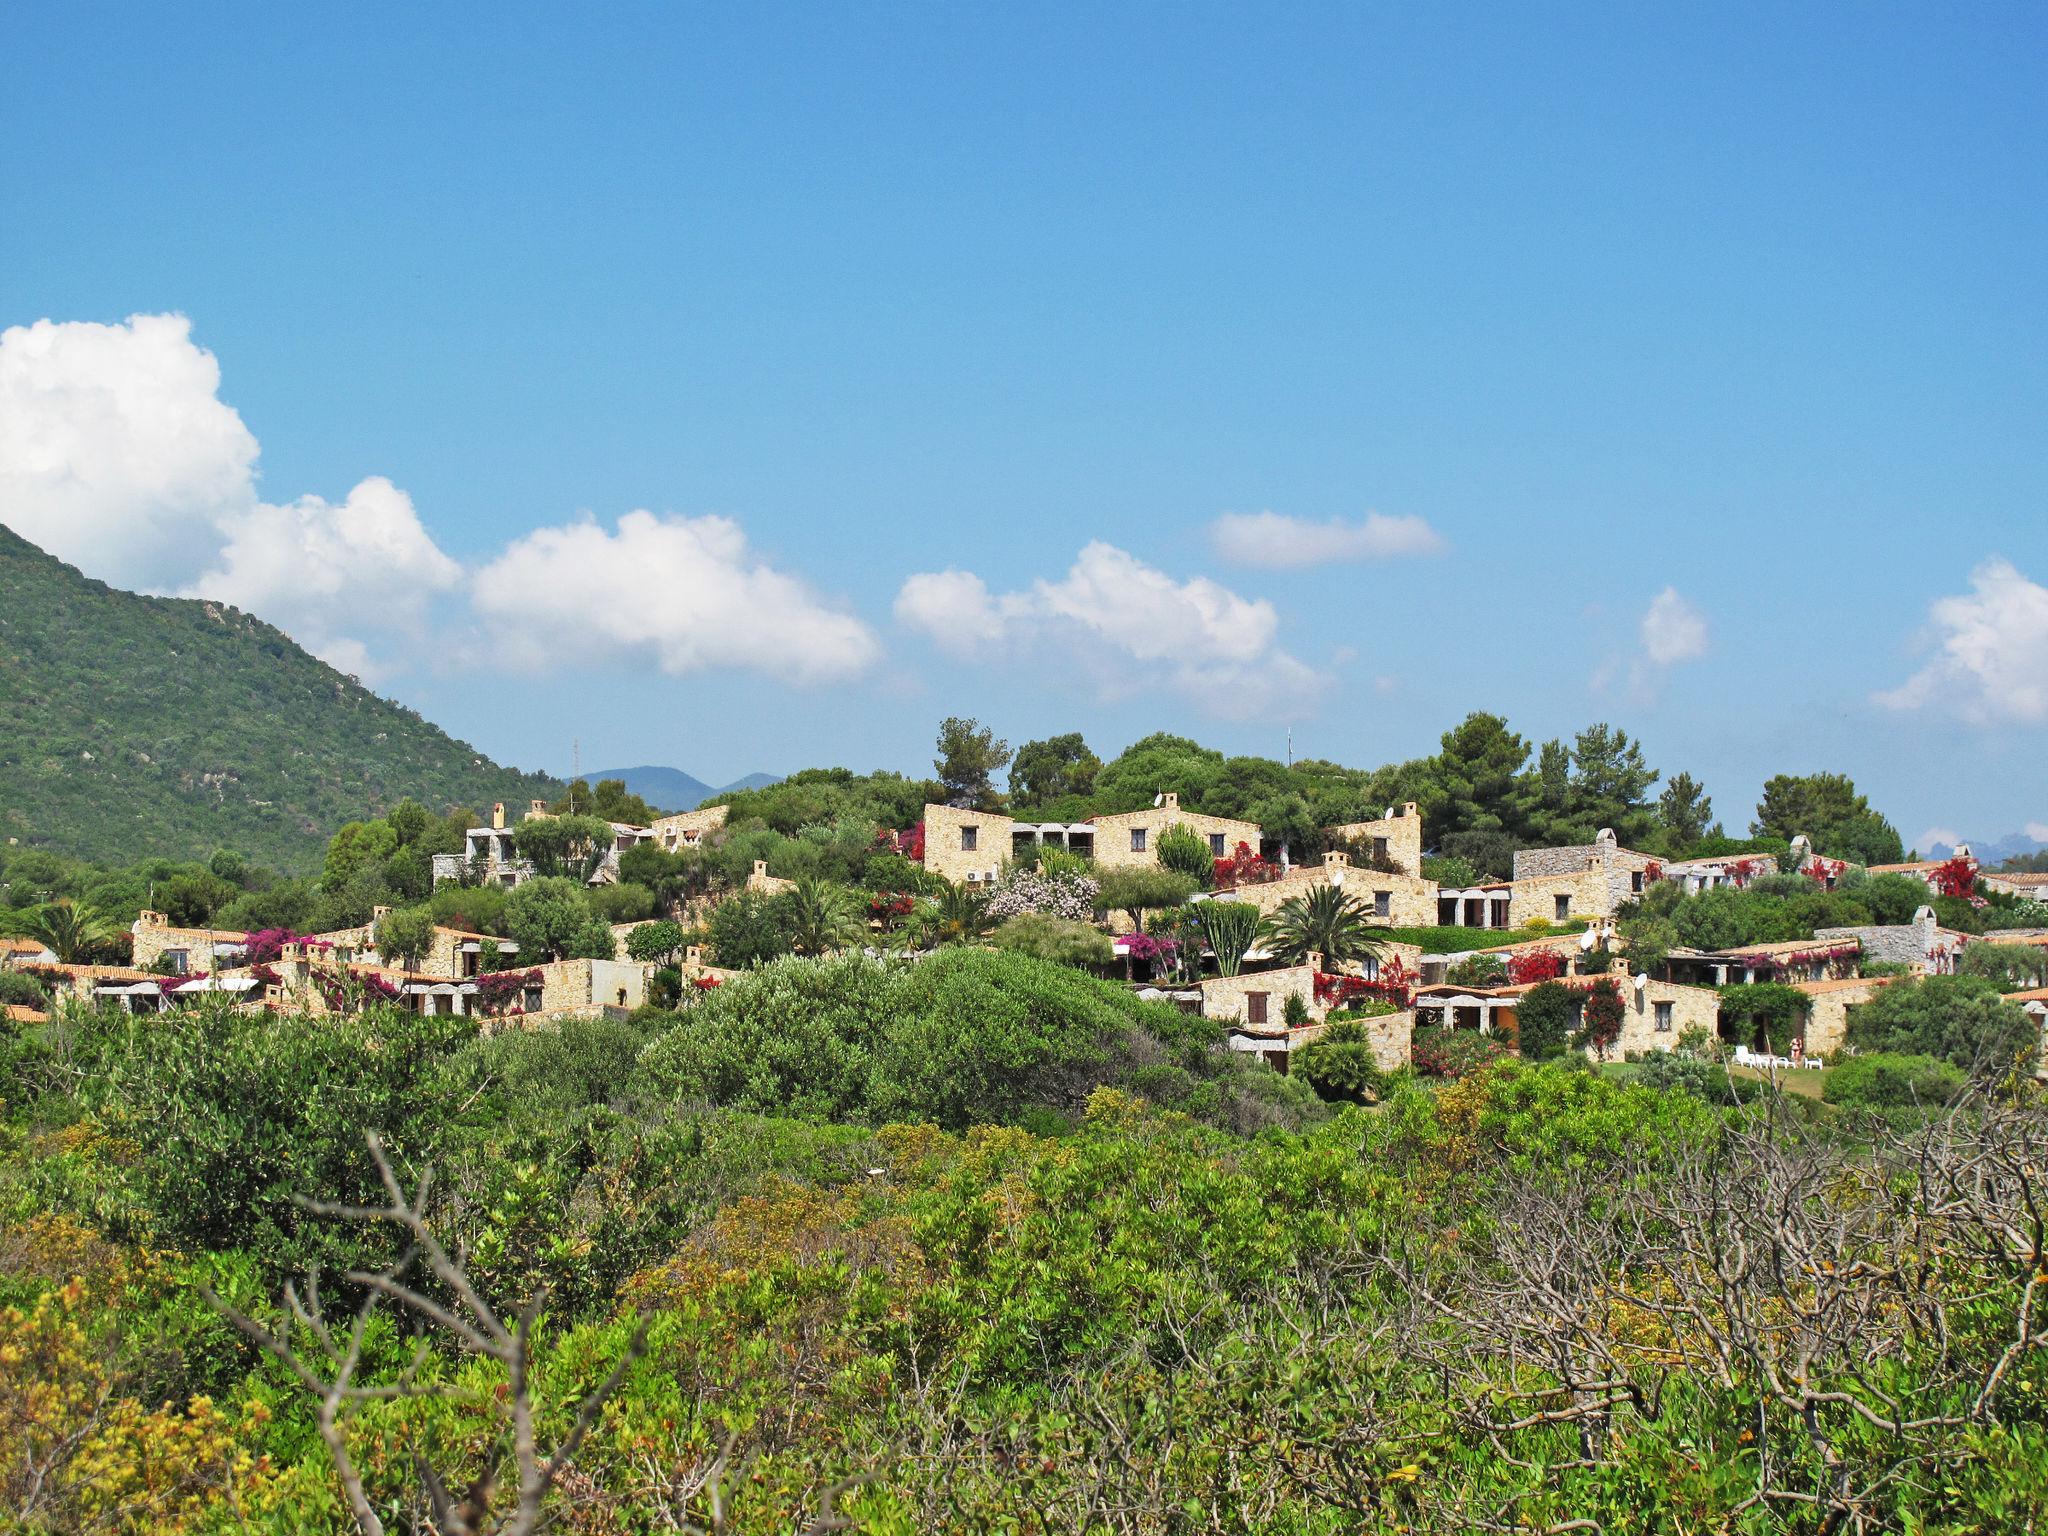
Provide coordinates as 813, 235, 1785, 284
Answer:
1323, 850, 1350, 868
1161, 791, 1179, 813
753, 859, 769, 879
371, 905, 391, 924
137, 909, 166, 928
1403, 801, 1419, 818
491, 802, 506, 830
529, 799, 547, 818
685, 945, 702, 966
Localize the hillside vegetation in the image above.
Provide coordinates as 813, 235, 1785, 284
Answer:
0, 525, 560, 871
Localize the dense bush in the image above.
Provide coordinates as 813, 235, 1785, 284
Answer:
1825, 1051, 1968, 1108
1845, 974, 2038, 1076
1411, 1025, 1508, 1078
989, 913, 1114, 968
633, 948, 1321, 1133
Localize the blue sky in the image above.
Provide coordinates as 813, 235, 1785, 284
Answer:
3, 3, 2044, 848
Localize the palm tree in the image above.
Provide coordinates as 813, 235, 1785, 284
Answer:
933, 880, 993, 946
1266, 884, 1385, 970
8, 899, 113, 963
782, 879, 864, 956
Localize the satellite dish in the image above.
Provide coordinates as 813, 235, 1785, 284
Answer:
1578, 927, 1597, 951
1153, 793, 1165, 807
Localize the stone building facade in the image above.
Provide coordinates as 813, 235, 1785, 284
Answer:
1791, 976, 1900, 1058
129, 910, 250, 974
1217, 851, 1439, 929
920, 803, 1013, 886
1328, 801, 1424, 877
650, 804, 730, 852
1090, 793, 1263, 872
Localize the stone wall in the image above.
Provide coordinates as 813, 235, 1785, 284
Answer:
921, 804, 1012, 885
1793, 977, 1897, 1058
1219, 851, 1440, 928
1600, 971, 1720, 1059
534, 957, 650, 1016
1328, 801, 1424, 877
1292, 1008, 1415, 1074
1200, 963, 1323, 1029
1090, 793, 1262, 871
1504, 854, 1650, 926
1815, 909, 1947, 972
1512, 830, 1660, 884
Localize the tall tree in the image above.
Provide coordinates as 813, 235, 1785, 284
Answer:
1563, 723, 1659, 844
934, 718, 1011, 809
1753, 772, 1904, 866
1656, 771, 1715, 849
1009, 733, 1102, 805
1430, 713, 1540, 843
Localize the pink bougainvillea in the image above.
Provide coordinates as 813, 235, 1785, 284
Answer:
1315, 956, 1417, 1010
473, 967, 543, 1016
1803, 856, 1847, 888
875, 823, 926, 863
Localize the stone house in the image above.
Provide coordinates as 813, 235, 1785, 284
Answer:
1982, 870, 2048, 900
1213, 849, 1439, 929
1089, 793, 1262, 872
1416, 927, 1611, 987
1814, 907, 1967, 975
1419, 960, 1718, 1060
919, 793, 1263, 886
1505, 829, 1662, 925
311, 908, 519, 977
1326, 802, 1424, 878
650, 804, 730, 852
744, 859, 796, 897
129, 910, 251, 974
1203, 960, 1415, 1074
1662, 936, 1863, 989
432, 800, 657, 889
1866, 849, 1978, 893
2005, 987, 2048, 1078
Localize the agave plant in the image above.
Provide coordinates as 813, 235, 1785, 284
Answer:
782, 878, 865, 956
1266, 883, 1385, 970
1197, 900, 1266, 978
7, 899, 114, 964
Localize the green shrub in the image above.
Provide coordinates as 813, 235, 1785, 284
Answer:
1515, 981, 1577, 1061
1445, 954, 1508, 988
1825, 1052, 1967, 1108
1411, 1026, 1508, 1079
1845, 975, 2037, 1076
990, 913, 1114, 968
1293, 1020, 1386, 1104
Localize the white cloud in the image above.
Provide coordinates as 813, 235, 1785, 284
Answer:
1640, 587, 1709, 665
185, 477, 464, 679
1875, 559, 2048, 724
1916, 827, 1964, 854
473, 510, 879, 685
0, 314, 259, 590
1209, 509, 1444, 568
895, 540, 1322, 717
2026, 821, 2048, 842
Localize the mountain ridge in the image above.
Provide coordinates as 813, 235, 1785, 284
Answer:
0, 523, 563, 871
584, 766, 784, 813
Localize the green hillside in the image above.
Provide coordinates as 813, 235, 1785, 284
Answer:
0, 524, 561, 871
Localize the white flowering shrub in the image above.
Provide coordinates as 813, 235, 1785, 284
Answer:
984, 867, 1101, 923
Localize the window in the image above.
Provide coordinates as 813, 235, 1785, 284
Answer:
1631, 871, 1645, 893
1373, 836, 1389, 862
1654, 1001, 1674, 1032
960, 825, 978, 851
1131, 828, 1148, 853
1374, 890, 1392, 918
1554, 894, 1572, 921
1209, 833, 1226, 856
1246, 991, 1269, 1025
162, 948, 189, 975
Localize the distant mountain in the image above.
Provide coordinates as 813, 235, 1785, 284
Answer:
1927, 831, 2048, 866
0, 524, 563, 871
585, 766, 783, 814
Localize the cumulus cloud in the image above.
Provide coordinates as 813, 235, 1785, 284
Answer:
895, 541, 1322, 717
1875, 559, 2048, 724
1209, 509, 1444, 568
185, 477, 464, 679
0, 314, 259, 590
473, 511, 879, 685
2026, 821, 2048, 842
1640, 587, 1709, 665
